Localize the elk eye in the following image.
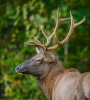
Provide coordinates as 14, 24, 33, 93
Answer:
36, 59, 41, 63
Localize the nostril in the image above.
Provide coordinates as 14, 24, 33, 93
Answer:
15, 66, 20, 71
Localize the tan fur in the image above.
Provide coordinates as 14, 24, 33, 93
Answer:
38, 63, 63, 100
38, 67, 90, 100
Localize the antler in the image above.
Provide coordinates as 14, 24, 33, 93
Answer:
40, 8, 70, 47
47, 12, 85, 51
25, 8, 85, 51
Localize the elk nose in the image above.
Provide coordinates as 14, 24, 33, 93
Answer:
15, 66, 20, 72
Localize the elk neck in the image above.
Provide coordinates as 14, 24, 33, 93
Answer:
37, 58, 64, 100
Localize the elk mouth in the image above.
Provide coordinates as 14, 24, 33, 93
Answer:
15, 66, 28, 74
16, 69, 29, 74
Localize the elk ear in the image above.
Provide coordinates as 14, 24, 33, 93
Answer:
36, 47, 40, 54
44, 52, 55, 62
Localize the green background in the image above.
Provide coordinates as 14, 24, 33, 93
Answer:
0, 0, 90, 100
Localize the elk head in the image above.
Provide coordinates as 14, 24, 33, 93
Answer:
15, 48, 59, 79
15, 8, 85, 79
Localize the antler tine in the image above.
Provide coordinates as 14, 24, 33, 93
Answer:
40, 26, 51, 46
25, 35, 46, 50
25, 41, 45, 50
40, 26, 47, 39
33, 36, 42, 44
47, 12, 85, 51
60, 12, 85, 45
51, 8, 70, 40
40, 8, 70, 47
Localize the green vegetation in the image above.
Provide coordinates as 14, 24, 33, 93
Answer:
0, 0, 90, 100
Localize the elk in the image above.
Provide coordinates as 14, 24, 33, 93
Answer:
15, 8, 90, 100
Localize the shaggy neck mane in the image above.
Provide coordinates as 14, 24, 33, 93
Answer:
38, 60, 64, 100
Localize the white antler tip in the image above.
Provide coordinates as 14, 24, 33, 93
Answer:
70, 11, 73, 18
83, 16, 85, 21
70, 11, 71, 15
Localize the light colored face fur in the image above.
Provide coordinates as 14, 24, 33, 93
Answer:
15, 49, 56, 78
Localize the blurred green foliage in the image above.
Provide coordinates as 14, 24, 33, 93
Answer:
0, 0, 90, 100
